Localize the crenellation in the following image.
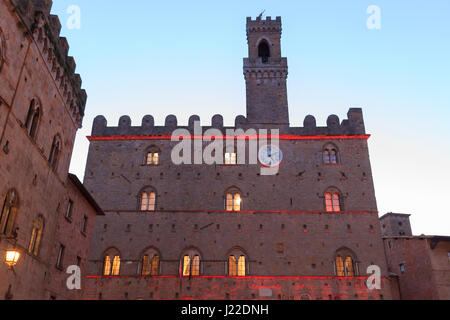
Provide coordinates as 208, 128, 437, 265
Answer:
12, 0, 87, 127
89, 110, 366, 137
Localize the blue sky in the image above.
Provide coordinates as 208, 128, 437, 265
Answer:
50, 1, 450, 235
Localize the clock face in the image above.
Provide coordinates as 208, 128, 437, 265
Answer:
258, 145, 283, 168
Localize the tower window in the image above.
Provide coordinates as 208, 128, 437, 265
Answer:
146, 152, 159, 165
141, 253, 160, 276
140, 190, 156, 211
325, 192, 341, 212
323, 143, 340, 164
226, 193, 241, 212
258, 40, 270, 63
225, 152, 237, 165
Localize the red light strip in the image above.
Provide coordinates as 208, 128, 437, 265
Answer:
102, 209, 378, 215
87, 134, 371, 142
85, 275, 390, 280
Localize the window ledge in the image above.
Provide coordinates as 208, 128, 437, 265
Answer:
65, 216, 72, 223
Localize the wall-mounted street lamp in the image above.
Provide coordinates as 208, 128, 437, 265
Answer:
5, 249, 20, 268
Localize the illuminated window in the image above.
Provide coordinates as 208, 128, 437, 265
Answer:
228, 249, 247, 277
181, 251, 201, 277
182, 255, 191, 276
25, 99, 41, 140
335, 249, 357, 276
238, 256, 246, 276
226, 189, 242, 212
140, 251, 160, 276
228, 256, 237, 276
192, 255, 200, 276
335, 256, 345, 276
141, 255, 150, 276
48, 135, 61, 170
225, 153, 237, 165
140, 191, 156, 211
323, 144, 340, 164
102, 248, 121, 276
151, 255, 160, 276
146, 152, 160, 165
28, 216, 44, 256
345, 256, 354, 276
111, 256, 121, 275
325, 192, 341, 212
0, 189, 19, 236
103, 256, 111, 276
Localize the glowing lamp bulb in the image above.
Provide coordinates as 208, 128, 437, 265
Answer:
5, 250, 20, 268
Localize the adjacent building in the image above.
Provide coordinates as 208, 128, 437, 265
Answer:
0, 0, 102, 300
381, 213, 450, 300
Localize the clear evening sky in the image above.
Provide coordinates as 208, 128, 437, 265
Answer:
50, 1, 450, 235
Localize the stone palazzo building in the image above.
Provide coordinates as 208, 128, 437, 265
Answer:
83, 16, 400, 300
0, 0, 102, 300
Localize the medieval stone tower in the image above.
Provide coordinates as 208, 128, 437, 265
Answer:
83, 16, 397, 300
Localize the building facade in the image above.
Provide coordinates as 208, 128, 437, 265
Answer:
381, 213, 450, 300
0, 0, 102, 300
82, 16, 397, 300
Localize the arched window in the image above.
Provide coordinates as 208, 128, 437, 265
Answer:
140, 188, 156, 211
258, 40, 270, 63
224, 152, 237, 165
225, 187, 242, 212
140, 248, 160, 276
227, 248, 248, 277
28, 215, 44, 256
325, 189, 342, 212
145, 146, 161, 165
334, 248, 358, 277
181, 249, 201, 277
24, 99, 41, 140
49, 135, 61, 170
0, 189, 19, 236
102, 248, 121, 276
323, 143, 340, 164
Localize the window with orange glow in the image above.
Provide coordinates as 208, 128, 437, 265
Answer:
226, 193, 241, 212
0, 189, 18, 236
28, 216, 44, 256
141, 191, 156, 211
146, 152, 160, 165
111, 256, 121, 275
228, 256, 237, 276
103, 256, 111, 276
345, 256, 354, 276
151, 255, 160, 276
182, 255, 191, 276
325, 192, 341, 212
141, 255, 150, 276
335, 256, 345, 276
192, 255, 200, 276
238, 256, 246, 276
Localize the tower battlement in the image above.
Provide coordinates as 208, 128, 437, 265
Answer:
11, 0, 87, 127
90, 109, 366, 137
246, 16, 282, 33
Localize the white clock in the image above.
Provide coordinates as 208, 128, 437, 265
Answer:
258, 145, 283, 168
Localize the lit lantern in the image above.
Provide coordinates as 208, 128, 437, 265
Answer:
5, 249, 20, 268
